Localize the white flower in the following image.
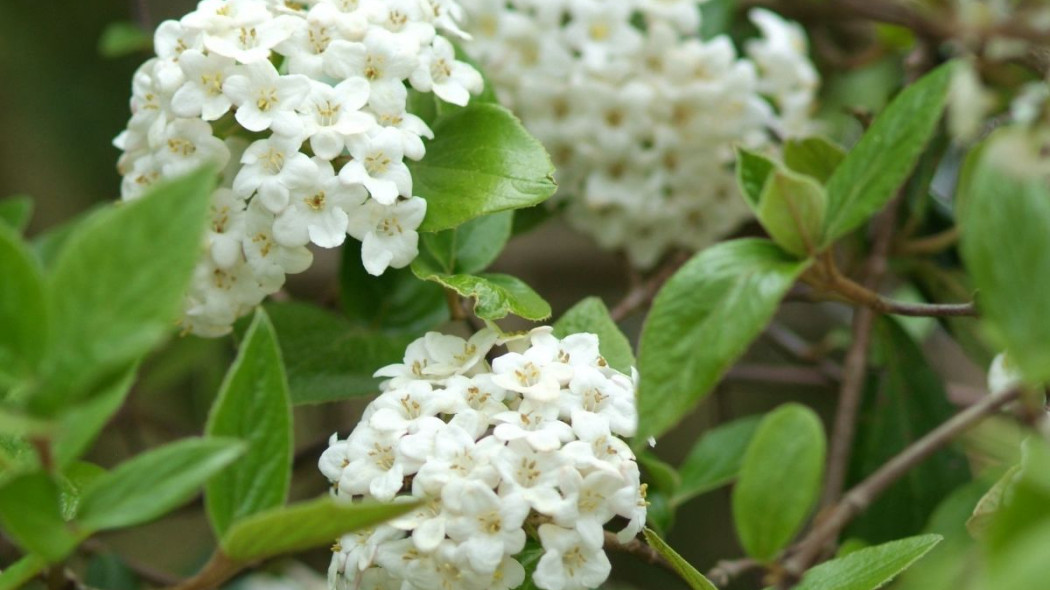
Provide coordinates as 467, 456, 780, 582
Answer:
410, 36, 483, 106
324, 28, 419, 96
340, 127, 412, 204
369, 380, 456, 434
233, 135, 318, 213
495, 440, 566, 514
346, 196, 425, 275
443, 480, 528, 573
533, 524, 611, 590
493, 399, 575, 452
338, 425, 405, 501
172, 50, 237, 120
223, 60, 311, 133
272, 159, 365, 248
155, 118, 231, 176
491, 349, 573, 403
562, 366, 637, 437
412, 421, 502, 495
367, 81, 433, 160
300, 78, 375, 159
988, 352, 1024, 394
552, 468, 626, 548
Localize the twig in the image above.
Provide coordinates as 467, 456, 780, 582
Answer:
778, 386, 1023, 587
610, 252, 689, 322
707, 557, 761, 587
764, 322, 845, 381
821, 199, 898, 509
603, 531, 674, 574
81, 539, 182, 587
821, 271, 978, 317
894, 227, 960, 256
725, 364, 836, 388
163, 551, 241, 590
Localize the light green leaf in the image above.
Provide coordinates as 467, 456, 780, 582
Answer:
783, 137, 846, 184
553, 297, 635, 374
959, 132, 1050, 382
58, 461, 107, 521
0, 223, 47, 384
261, 302, 415, 404
736, 148, 777, 209
0, 555, 47, 590
220, 497, 418, 562
206, 309, 292, 537
77, 437, 245, 531
793, 534, 942, 590
0, 472, 79, 562
38, 168, 216, 413
421, 211, 513, 274
637, 239, 809, 440
822, 63, 953, 245
643, 528, 718, 590
733, 403, 826, 561
674, 415, 763, 506
757, 168, 827, 257
0, 195, 32, 233
340, 240, 448, 334
98, 22, 152, 58
412, 259, 551, 321
410, 103, 557, 232
52, 365, 137, 469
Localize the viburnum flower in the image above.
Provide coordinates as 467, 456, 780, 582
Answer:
319, 327, 647, 590
115, 0, 483, 336
458, 0, 819, 268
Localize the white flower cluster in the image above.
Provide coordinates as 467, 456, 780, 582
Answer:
114, 0, 483, 336
458, 1, 818, 267
319, 327, 646, 590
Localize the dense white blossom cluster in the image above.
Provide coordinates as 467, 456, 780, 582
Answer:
115, 0, 482, 336
458, 1, 818, 267
319, 327, 646, 590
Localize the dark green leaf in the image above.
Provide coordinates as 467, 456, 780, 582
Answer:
412, 259, 551, 321
822, 63, 953, 245
643, 528, 718, 590
78, 437, 244, 531
85, 553, 142, 590
262, 302, 415, 404
52, 365, 137, 469
220, 497, 418, 562
733, 403, 825, 561
0, 195, 32, 232
959, 132, 1050, 382
699, 0, 736, 40
0, 472, 79, 562
38, 168, 216, 413
0, 223, 47, 384
736, 148, 777, 209
515, 542, 544, 590
637, 239, 809, 440
340, 240, 448, 334
206, 309, 292, 537
757, 168, 827, 257
421, 211, 513, 274
637, 451, 681, 496
553, 297, 635, 373
793, 534, 942, 590
410, 103, 557, 232
783, 137, 846, 184
98, 22, 152, 58
847, 318, 970, 543
674, 415, 763, 506
0, 555, 47, 590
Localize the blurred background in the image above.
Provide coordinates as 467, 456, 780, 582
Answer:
0, 1, 995, 588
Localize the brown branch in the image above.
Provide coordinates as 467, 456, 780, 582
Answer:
603, 531, 674, 574
707, 557, 762, 587
163, 552, 241, 590
610, 252, 690, 322
778, 386, 1023, 587
764, 322, 845, 382
894, 227, 960, 257
820, 271, 978, 317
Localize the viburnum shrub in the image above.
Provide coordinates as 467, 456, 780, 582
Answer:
3, 1, 1050, 590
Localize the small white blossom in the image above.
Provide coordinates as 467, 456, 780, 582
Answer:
346, 196, 426, 276
533, 524, 611, 590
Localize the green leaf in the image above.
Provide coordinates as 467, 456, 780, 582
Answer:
84, 553, 142, 590
0, 472, 79, 562
553, 297, 635, 373
0, 223, 47, 384
637, 239, 809, 440
77, 437, 245, 531
421, 211, 513, 274
98, 22, 152, 58
643, 528, 718, 590
793, 534, 942, 590
637, 451, 681, 497
340, 240, 448, 334
410, 103, 557, 232
262, 302, 415, 404
959, 133, 1050, 382
847, 318, 969, 543
58, 461, 107, 521
822, 63, 953, 245
52, 365, 137, 469
736, 148, 777, 209
38, 168, 216, 413
514, 542, 545, 590
783, 137, 846, 184
699, 0, 735, 40
220, 497, 418, 562
757, 168, 827, 257
412, 259, 552, 321
0, 195, 32, 232
674, 415, 763, 506
206, 309, 292, 537
0, 555, 47, 590
733, 403, 826, 561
